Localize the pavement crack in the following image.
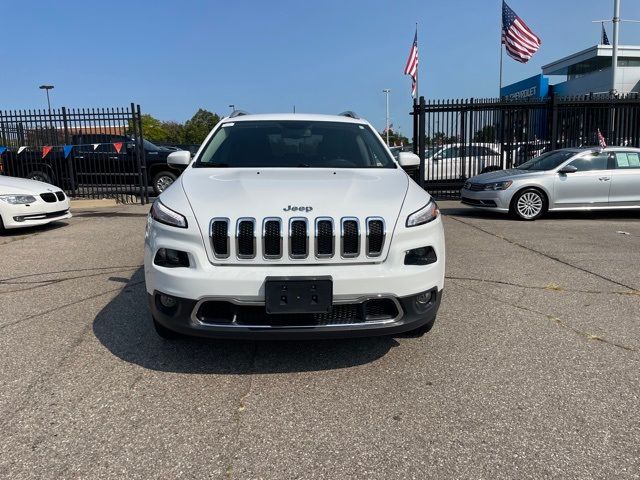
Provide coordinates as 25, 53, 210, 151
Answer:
226, 342, 258, 479
449, 279, 638, 355
0, 280, 145, 332
447, 215, 638, 292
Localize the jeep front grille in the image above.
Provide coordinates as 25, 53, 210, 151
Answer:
210, 216, 386, 261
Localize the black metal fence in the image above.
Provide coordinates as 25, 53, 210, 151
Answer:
0, 104, 148, 204
411, 94, 640, 198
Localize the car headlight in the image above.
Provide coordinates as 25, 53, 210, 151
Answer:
150, 200, 188, 228
0, 194, 37, 205
483, 181, 512, 191
406, 199, 439, 227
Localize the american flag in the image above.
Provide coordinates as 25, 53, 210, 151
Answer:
404, 31, 418, 98
597, 128, 607, 148
601, 23, 610, 46
502, 1, 541, 64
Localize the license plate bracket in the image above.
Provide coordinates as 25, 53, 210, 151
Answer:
265, 276, 333, 314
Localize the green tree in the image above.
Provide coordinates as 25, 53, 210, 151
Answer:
379, 128, 409, 146
161, 121, 186, 144
473, 125, 497, 142
183, 109, 220, 145
139, 114, 170, 143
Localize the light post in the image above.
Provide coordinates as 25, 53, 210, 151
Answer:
383, 89, 391, 146
612, 0, 620, 95
39, 85, 54, 113
228, 104, 235, 114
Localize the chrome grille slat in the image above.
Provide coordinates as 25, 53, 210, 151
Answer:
236, 218, 256, 259
289, 218, 309, 259
210, 218, 230, 259
262, 218, 282, 259
340, 217, 360, 258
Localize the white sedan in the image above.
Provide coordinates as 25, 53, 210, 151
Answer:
0, 176, 71, 230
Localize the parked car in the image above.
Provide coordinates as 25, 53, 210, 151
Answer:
0, 175, 71, 230
461, 147, 640, 220
144, 112, 445, 339
425, 143, 502, 180
4, 134, 188, 196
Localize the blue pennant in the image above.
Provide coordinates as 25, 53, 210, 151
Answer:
63, 145, 73, 158
0, 146, 7, 155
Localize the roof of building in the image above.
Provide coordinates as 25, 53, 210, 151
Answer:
542, 44, 640, 76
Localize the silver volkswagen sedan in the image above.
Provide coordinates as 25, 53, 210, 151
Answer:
461, 147, 640, 220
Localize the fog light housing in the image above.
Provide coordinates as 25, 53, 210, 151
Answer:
159, 293, 177, 309
414, 290, 435, 314
154, 248, 190, 268
404, 246, 437, 265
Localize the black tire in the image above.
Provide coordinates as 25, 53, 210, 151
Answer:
152, 316, 182, 339
510, 188, 547, 221
28, 170, 53, 184
152, 171, 177, 196
0, 215, 5, 232
403, 317, 436, 337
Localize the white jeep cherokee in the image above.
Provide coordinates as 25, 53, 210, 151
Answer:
144, 112, 445, 339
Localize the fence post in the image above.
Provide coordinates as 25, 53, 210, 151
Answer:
418, 96, 426, 189
499, 102, 506, 169
549, 94, 559, 150
61, 107, 76, 195
460, 99, 468, 178
412, 98, 418, 154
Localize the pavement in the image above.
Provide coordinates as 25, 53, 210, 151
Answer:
1, 201, 639, 479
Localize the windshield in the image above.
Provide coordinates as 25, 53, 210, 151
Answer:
516, 150, 576, 171
195, 121, 396, 169
143, 139, 161, 152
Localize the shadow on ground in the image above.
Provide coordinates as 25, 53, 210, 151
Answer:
0, 220, 70, 239
440, 204, 640, 222
93, 268, 399, 375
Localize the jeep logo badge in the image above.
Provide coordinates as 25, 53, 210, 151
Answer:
283, 205, 313, 213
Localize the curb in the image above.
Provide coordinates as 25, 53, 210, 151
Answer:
70, 198, 119, 209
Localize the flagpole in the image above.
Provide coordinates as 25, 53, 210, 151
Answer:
499, 2, 504, 98
415, 22, 419, 101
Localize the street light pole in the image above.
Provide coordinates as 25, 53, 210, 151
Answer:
612, 0, 621, 95
39, 85, 54, 113
383, 89, 391, 146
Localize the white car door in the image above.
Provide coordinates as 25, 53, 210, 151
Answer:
553, 152, 612, 208
608, 151, 640, 207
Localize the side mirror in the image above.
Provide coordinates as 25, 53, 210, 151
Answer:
558, 164, 578, 174
398, 151, 420, 168
167, 150, 192, 166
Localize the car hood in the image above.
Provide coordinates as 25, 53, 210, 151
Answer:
470, 168, 543, 183
180, 167, 409, 264
0, 175, 59, 195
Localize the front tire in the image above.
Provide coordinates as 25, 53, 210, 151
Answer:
28, 170, 53, 184
510, 188, 546, 221
152, 316, 182, 339
152, 171, 177, 196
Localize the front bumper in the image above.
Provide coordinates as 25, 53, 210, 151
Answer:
460, 188, 512, 212
1, 199, 71, 229
148, 288, 442, 339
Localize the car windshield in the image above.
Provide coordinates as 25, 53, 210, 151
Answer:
516, 150, 576, 171
195, 121, 396, 169
143, 139, 161, 152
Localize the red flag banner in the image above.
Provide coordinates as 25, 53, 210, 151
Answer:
42, 146, 52, 158
113, 142, 123, 153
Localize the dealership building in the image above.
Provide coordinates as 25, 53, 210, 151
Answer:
501, 44, 640, 99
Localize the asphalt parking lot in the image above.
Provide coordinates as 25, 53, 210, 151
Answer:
1, 202, 639, 479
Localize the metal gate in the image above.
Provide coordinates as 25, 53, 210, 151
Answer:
411, 94, 640, 198
0, 104, 148, 204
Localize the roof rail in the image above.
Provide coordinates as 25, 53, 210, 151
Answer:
339, 111, 360, 119
229, 110, 250, 118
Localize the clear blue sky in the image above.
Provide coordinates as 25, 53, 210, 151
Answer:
2, 0, 639, 134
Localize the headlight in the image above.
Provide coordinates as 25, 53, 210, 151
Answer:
483, 181, 512, 191
0, 194, 37, 204
150, 200, 188, 228
406, 199, 439, 227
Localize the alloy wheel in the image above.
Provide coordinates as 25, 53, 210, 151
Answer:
155, 175, 174, 193
516, 191, 543, 219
